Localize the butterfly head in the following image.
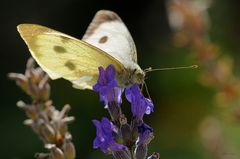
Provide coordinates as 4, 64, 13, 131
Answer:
117, 63, 145, 88
131, 66, 145, 85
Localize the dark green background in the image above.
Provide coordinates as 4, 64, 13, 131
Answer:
1, 0, 240, 158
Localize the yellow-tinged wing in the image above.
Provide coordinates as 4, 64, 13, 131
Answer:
17, 24, 125, 90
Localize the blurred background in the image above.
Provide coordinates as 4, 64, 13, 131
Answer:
1, 0, 240, 158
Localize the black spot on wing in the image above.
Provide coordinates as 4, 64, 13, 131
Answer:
53, 46, 66, 53
65, 61, 76, 70
99, 36, 108, 44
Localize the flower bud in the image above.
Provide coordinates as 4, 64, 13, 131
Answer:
30, 120, 42, 134
108, 101, 122, 122
23, 119, 33, 126
26, 58, 35, 70
35, 152, 49, 159
8, 73, 29, 93
40, 123, 55, 143
112, 150, 131, 159
63, 141, 76, 159
131, 118, 142, 141
39, 75, 50, 101
58, 121, 68, 137
60, 104, 71, 118
135, 144, 147, 159
120, 115, 132, 145
62, 117, 75, 124
147, 152, 160, 159
50, 147, 64, 159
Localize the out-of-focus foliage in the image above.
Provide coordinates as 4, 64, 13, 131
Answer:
1, 0, 240, 159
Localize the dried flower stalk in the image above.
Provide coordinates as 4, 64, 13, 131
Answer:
167, 0, 240, 107
167, 0, 240, 158
8, 58, 76, 159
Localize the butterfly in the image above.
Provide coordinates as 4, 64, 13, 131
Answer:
17, 10, 145, 90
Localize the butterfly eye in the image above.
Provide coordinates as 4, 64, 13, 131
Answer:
137, 72, 143, 78
132, 69, 137, 74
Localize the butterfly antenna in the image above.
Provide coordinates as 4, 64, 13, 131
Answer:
143, 81, 152, 101
140, 83, 144, 92
144, 65, 198, 73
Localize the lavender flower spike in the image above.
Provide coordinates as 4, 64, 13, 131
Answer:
93, 65, 123, 107
125, 84, 154, 120
92, 118, 127, 153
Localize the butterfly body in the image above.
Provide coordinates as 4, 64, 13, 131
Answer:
116, 64, 145, 88
17, 10, 144, 89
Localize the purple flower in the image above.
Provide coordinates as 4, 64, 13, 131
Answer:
93, 65, 123, 107
137, 122, 153, 145
125, 84, 154, 120
92, 118, 127, 153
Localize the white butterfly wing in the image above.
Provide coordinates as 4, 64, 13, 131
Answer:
82, 10, 138, 68
17, 24, 126, 90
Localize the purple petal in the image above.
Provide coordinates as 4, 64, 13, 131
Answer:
105, 64, 116, 81
97, 67, 106, 85
137, 122, 153, 145
125, 84, 154, 120
92, 118, 126, 153
93, 65, 123, 106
